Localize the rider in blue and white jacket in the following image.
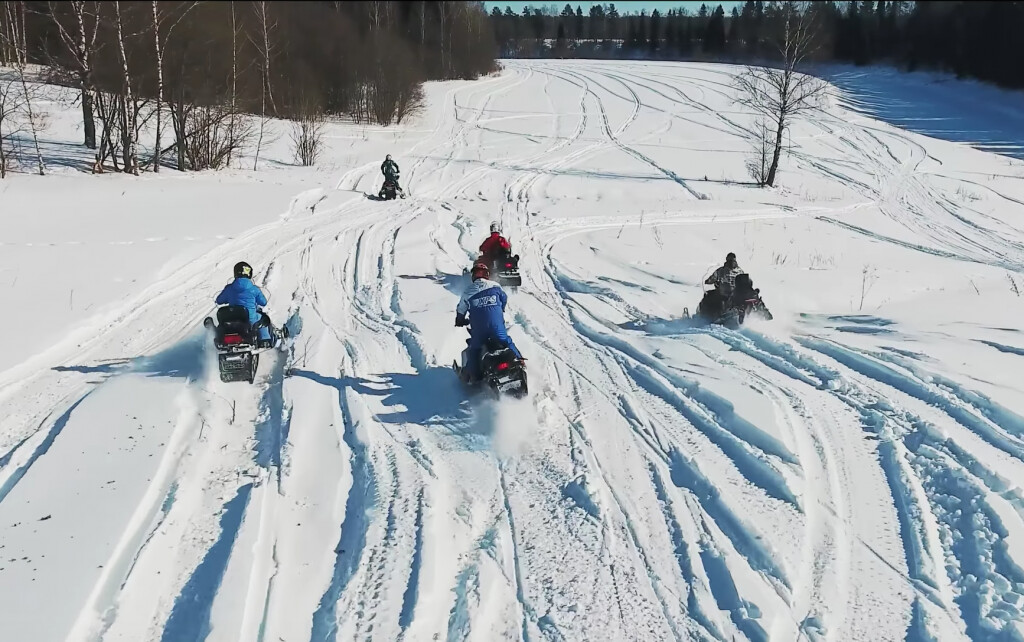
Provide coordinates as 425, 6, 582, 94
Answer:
455, 261, 523, 381
216, 261, 273, 343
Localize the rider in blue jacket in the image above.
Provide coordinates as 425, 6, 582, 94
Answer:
455, 261, 523, 382
216, 261, 275, 345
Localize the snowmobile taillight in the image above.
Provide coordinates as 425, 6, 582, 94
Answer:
505, 262, 512, 268
224, 334, 243, 344
496, 362, 510, 371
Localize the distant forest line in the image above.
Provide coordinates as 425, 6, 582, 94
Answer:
488, 2, 1024, 90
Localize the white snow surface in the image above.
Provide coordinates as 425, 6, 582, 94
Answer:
2, 60, 1024, 642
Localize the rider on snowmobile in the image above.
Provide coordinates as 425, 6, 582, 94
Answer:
381, 154, 400, 185
215, 261, 281, 348
479, 221, 512, 266
701, 252, 744, 319
455, 261, 523, 383
706, 252, 743, 297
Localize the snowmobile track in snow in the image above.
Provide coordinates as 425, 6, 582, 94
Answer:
3, 60, 1024, 642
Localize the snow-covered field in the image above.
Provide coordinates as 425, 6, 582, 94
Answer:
2, 60, 1024, 642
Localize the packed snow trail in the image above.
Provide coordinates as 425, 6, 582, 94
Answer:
2, 61, 1024, 642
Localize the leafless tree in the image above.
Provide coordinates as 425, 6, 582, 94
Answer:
226, 0, 238, 167
4, 1, 44, 175
734, 1, 826, 187
290, 111, 325, 166
112, 1, 138, 174
746, 117, 772, 186
0, 74, 25, 177
439, 1, 451, 77
419, 0, 426, 59
0, 8, 12, 64
47, 1, 100, 149
170, 100, 252, 171
151, 0, 162, 172
149, 1, 197, 172
254, 1, 276, 115
93, 89, 120, 171
251, 0, 277, 170
859, 265, 878, 311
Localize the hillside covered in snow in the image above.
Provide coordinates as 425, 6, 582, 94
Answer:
2, 60, 1024, 642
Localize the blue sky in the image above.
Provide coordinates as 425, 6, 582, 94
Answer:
483, 1, 745, 15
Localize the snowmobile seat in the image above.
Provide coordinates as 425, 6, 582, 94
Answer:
216, 305, 256, 341
484, 337, 512, 353
217, 304, 250, 326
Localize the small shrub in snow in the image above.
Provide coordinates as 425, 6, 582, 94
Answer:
290, 113, 325, 167
859, 265, 879, 311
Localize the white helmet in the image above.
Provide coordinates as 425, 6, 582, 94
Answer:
489, 221, 501, 234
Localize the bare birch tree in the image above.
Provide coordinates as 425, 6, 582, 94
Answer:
734, 1, 826, 187
0, 75, 25, 177
439, 1, 450, 77
5, 1, 44, 175
151, 0, 163, 172
47, 1, 100, 149
150, 1, 197, 172
113, 1, 138, 174
257, 1, 276, 115
227, 0, 238, 167
251, 0, 277, 170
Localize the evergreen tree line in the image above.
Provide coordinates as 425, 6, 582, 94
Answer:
0, 1, 497, 175
490, 1, 1024, 90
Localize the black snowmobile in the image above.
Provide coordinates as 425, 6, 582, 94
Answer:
452, 329, 528, 399
487, 251, 522, 289
203, 305, 288, 383
687, 273, 773, 329
378, 173, 405, 200
465, 249, 522, 289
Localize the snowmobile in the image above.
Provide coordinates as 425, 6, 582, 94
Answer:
451, 329, 528, 399
463, 249, 522, 289
203, 305, 288, 383
686, 273, 773, 329
378, 173, 405, 200
481, 251, 522, 289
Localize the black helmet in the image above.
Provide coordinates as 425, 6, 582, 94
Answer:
234, 261, 253, 279
726, 252, 736, 261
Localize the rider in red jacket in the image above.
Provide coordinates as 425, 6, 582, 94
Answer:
479, 221, 511, 262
